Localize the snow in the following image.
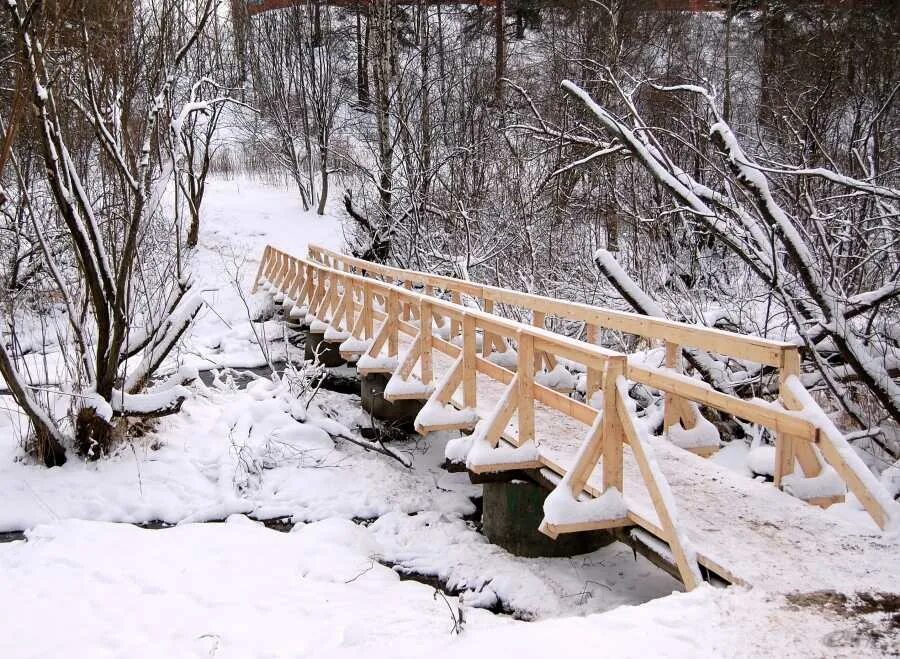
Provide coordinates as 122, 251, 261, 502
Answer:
534, 364, 577, 392
747, 445, 776, 477
80, 390, 113, 423
667, 412, 721, 450
786, 375, 900, 529
487, 345, 518, 369
543, 485, 628, 526
881, 460, 900, 499
180, 176, 344, 373
616, 377, 702, 586
357, 353, 398, 372
384, 375, 434, 399
0, 378, 472, 533
595, 248, 666, 317
324, 326, 351, 342
444, 434, 474, 464
416, 399, 478, 430
3, 175, 898, 657
340, 337, 372, 354
782, 465, 846, 500
467, 437, 540, 470
2, 519, 891, 657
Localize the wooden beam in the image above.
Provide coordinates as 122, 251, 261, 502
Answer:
540, 516, 633, 539
463, 314, 477, 408
251, 246, 270, 293
616, 379, 701, 591
601, 358, 626, 492
517, 331, 535, 444
629, 363, 818, 442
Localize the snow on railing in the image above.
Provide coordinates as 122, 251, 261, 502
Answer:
252, 244, 898, 595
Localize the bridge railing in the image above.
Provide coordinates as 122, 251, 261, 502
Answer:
254, 245, 897, 541
307, 245, 823, 487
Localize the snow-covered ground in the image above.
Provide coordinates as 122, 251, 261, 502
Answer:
1, 177, 897, 657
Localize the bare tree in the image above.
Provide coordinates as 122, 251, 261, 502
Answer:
2, 0, 224, 462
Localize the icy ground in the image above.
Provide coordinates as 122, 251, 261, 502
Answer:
1, 177, 897, 657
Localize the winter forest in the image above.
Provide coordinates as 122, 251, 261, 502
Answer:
1, 0, 899, 656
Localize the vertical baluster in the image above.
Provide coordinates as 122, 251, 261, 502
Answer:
463, 315, 477, 409
517, 331, 535, 444
420, 299, 433, 384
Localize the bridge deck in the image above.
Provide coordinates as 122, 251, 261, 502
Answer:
430, 336, 899, 594
255, 244, 900, 595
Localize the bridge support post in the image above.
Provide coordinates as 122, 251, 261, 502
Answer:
360, 372, 424, 430
482, 478, 614, 558
304, 329, 347, 368
775, 346, 823, 488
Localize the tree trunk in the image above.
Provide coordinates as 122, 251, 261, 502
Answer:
494, 0, 506, 107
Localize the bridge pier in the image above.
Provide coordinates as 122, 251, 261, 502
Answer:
479, 474, 614, 558
304, 330, 347, 368
360, 372, 424, 430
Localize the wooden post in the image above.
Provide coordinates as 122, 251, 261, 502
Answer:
388, 290, 399, 357
402, 280, 413, 321
663, 341, 698, 433
602, 358, 625, 492
775, 346, 818, 486
532, 311, 545, 371
463, 315, 477, 408
342, 276, 355, 332
251, 246, 270, 293
483, 298, 496, 357
420, 299, 434, 384
450, 290, 462, 340
363, 283, 374, 339
517, 331, 535, 444
663, 342, 682, 430
287, 260, 304, 301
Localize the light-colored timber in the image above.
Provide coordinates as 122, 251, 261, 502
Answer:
252, 244, 900, 594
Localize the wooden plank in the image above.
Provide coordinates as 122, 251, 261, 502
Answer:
586, 368, 602, 402
566, 413, 605, 496
541, 517, 633, 539
482, 375, 520, 449
463, 315, 477, 408
363, 283, 374, 339
628, 363, 818, 441
616, 379, 701, 591
664, 342, 695, 431
816, 428, 889, 530
532, 335, 611, 371
251, 246, 270, 293
436, 355, 464, 405
450, 291, 462, 340
469, 459, 543, 475
388, 291, 399, 357
308, 243, 792, 365
420, 300, 434, 385
602, 358, 626, 492
396, 333, 422, 381
517, 332, 535, 444
533, 311, 546, 371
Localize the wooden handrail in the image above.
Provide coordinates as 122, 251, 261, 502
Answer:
261, 245, 820, 444
254, 245, 898, 533
308, 244, 795, 367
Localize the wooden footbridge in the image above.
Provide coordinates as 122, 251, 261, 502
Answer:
253, 244, 900, 593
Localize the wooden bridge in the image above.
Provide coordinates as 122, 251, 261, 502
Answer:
253, 244, 899, 592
